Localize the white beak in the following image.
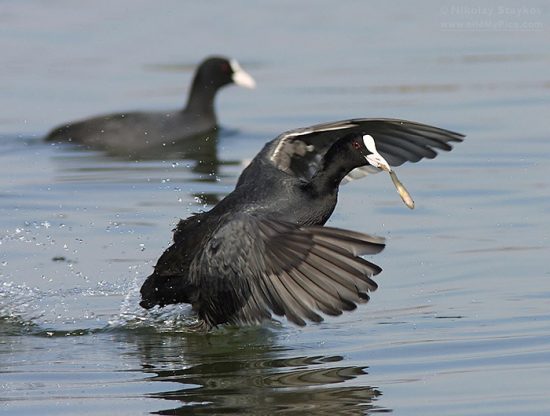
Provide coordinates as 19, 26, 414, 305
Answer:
366, 153, 391, 172
363, 134, 391, 172
230, 59, 256, 89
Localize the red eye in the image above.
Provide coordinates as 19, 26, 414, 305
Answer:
221, 62, 230, 73
352, 140, 361, 150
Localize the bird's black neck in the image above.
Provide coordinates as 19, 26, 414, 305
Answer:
184, 74, 218, 116
309, 140, 366, 194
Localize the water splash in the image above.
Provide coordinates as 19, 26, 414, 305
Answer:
0, 269, 203, 338
111, 274, 199, 332
0, 280, 46, 325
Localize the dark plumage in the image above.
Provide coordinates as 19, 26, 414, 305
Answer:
140, 118, 464, 329
45, 56, 255, 155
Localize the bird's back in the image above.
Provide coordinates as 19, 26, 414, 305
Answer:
45, 110, 216, 153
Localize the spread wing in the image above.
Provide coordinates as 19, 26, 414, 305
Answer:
190, 213, 385, 327
265, 118, 464, 182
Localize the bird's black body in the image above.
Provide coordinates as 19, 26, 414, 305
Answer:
45, 56, 255, 156
140, 118, 464, 328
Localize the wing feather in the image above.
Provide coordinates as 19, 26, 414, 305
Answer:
193, 214, 385, 327
261, 118, 463, 183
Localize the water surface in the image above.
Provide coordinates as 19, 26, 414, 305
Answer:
1, 1, 550, 415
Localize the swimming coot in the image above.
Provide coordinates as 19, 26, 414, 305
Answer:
140, 118, 464, 329
45, 56, 255, 154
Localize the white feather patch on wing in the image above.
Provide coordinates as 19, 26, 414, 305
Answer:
270, 122, 358, 164
341, 165, 382, 185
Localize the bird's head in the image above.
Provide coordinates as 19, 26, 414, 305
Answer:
345, 133, 392, 172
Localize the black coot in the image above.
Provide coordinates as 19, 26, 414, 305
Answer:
45, 56, 255, 155
140, 118, 464, 329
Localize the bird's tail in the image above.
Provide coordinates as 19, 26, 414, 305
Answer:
139, 272, 194, 309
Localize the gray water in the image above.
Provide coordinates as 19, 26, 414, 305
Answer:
1, 1, 550, 415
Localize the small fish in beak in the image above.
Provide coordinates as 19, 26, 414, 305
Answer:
362, 134, 414, 209
389, 170, 415, 209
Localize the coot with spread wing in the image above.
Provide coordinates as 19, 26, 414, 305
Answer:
140, 118, 464, 329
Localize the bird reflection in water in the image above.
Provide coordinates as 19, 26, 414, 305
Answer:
49, 128, 238, 206
120, 327, 388, 415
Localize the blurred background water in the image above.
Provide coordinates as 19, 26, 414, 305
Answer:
1, 1, 550, 414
